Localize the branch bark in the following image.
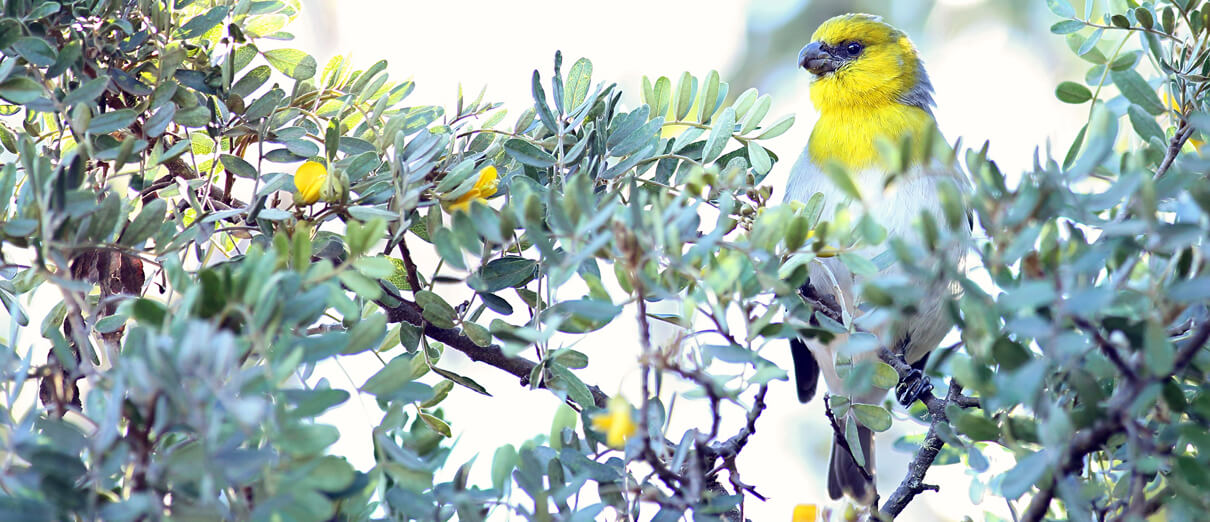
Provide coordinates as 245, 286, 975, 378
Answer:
378, 290, 609, 409
703, 384, 769, 462
880, 383, 962, 517
1154, 119, 1193, 180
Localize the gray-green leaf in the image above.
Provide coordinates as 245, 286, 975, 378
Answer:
1111, 69, 1165, 115
263, 49, 317, 80
851, 403, 893, 432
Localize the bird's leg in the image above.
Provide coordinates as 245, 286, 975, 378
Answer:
893, 336, 933, 407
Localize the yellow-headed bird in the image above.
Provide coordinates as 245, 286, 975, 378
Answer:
785, 14, 969, 503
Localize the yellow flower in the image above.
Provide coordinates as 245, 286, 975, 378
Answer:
294, 161, 326, 205
792, 504, 818, 522
447, 165, 499, 212
591, 396, 637, 449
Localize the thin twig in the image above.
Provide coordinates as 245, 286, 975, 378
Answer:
822, 393, 874, 484
704, 384, 769, 462
1074, 316, 1137, 382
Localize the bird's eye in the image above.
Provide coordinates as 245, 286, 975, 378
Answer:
845, 42, 863, 55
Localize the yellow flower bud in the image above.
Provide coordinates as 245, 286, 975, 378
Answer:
294, 161, 327, 205
447, 165, 500, 212
792, 504, 819, 522
590, 396, 637, 449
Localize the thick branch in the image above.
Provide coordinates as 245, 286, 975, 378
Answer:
380, 293, 608, 409
880, 383, 963, 517
1020, 416, 1121, 522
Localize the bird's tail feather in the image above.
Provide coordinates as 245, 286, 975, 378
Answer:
827, 424, 875, 504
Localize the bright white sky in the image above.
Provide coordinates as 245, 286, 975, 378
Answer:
289, 1, 1089, 520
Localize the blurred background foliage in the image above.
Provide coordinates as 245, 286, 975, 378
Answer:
1, 0, 1209, 522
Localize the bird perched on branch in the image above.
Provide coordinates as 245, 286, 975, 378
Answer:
784, 13, 970, 503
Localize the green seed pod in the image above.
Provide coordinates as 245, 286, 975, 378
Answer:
321, 167, 349, 203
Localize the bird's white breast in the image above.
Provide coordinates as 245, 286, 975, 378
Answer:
782, 146, 967, 365
783, 147, 951, 249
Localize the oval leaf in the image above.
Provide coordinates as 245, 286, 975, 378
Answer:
851, 403, 893, 432
504, 138, 555, 168
263, 49, 318, 80
1055, 81, 1092, 104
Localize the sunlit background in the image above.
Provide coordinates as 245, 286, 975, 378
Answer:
0, 0, 1096, 520
287, 0, 1091, 520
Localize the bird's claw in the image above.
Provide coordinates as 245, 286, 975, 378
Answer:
895, 366, 932, 407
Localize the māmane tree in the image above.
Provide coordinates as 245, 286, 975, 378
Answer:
0, 1, 1208, 520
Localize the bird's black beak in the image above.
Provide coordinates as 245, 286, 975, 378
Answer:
799, 42, 836, 76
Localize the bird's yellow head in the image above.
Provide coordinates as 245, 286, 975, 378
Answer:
799, 14, 934, 114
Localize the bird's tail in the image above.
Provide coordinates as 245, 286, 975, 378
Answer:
828, 424, 875, 504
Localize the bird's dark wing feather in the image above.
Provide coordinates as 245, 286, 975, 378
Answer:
789, 281, 840, 403
790, 337, 819, 403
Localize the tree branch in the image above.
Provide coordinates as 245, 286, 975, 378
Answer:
1021, 318, 1209, 522
704, 383, 769, 462
139, 150, 248, 209
880, 382, 962, 517
1154, 119, 1193, 180
1020, 416, 1121, 522
395, 236, 424, 295
376, 275, 773, 510
1074, 316, 1137, 383
379, 290, 608, 409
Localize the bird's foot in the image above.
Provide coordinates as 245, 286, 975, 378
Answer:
895, 366, 933, 407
